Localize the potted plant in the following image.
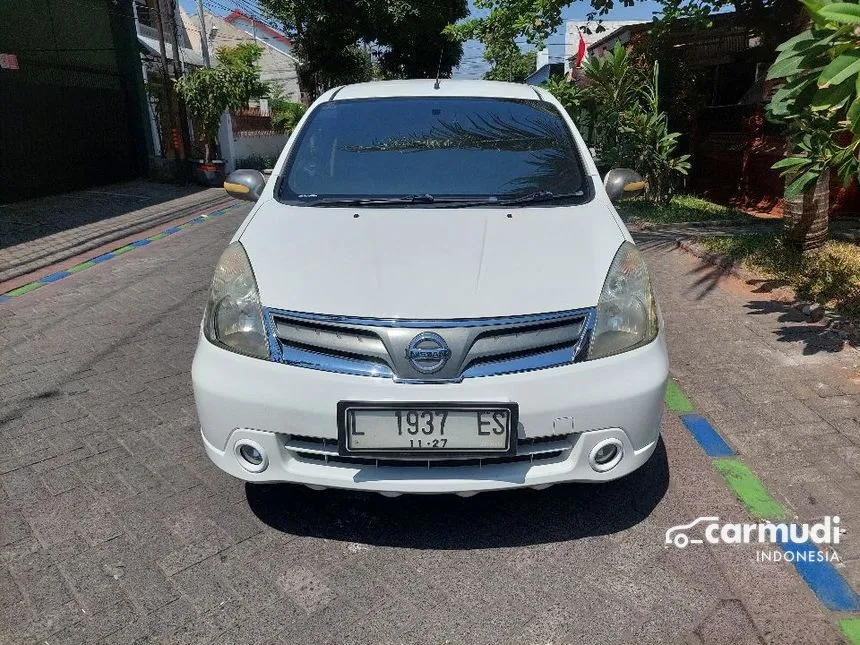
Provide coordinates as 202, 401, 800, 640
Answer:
174, 44, 268, 186
766, 0, 860, 252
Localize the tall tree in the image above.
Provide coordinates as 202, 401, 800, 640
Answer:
258, 0, 373, 100
370, 0, 468, 79
259, 0, 467, 100
484, 50, 537, 82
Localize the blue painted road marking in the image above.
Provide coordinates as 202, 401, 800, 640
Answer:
679, 413, 735, 458
39, 271, 71, 283
779, 536, 860, 611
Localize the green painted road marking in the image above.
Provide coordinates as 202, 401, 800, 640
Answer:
1, 201, 243, 304
841, 618, 860, 645
6, 282, 42, 296
714, 458, 789, 520
665, 379, 695, 412
68, 261, 96, 274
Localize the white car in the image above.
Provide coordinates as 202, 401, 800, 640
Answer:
192, 79, 668, 496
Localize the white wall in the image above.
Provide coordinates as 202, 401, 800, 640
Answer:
233, 133, 290, 168
218, 112, 290, 172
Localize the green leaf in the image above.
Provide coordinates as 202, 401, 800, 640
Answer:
766, 54, 808, 80
810, 80, 855, 110
818, 51, 860, 87
776, 29, 814, 52
819, 3, 860, 23
803, 0, 833, 25
772, 156, 812, 169
848, 97, 860, 134
785, 170, 819, 199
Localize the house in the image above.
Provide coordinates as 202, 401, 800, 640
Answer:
566, 21, 648, 72
133, 0, 204, 161
524, 50, 564, 85
584, 13, 859, 217
181, 9, 300, 103
0, 0, 152, 201
525, 20, 647, 86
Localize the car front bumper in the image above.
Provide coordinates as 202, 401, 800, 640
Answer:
191, 331, 668, 494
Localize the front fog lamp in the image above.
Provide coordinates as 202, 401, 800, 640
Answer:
587, 242, 658, 360
239, 444, 264, 465
203, 242, 269, 359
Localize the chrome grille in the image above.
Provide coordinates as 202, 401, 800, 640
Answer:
282, 433, 575, 467
263, 308, 595, 382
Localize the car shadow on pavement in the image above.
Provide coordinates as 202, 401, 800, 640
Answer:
245, 439, 669, 549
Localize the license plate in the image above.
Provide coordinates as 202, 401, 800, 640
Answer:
337, 402, 518, 458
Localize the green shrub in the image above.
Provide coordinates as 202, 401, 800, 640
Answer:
236, 154, 277, 171
271, 101, 307, 134
796, 242, 860, 305
542, 46, 690, 205
617, 195, 749, 224
698, 234, 860, 310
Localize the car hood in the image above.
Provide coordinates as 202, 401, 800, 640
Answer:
239, 200, 626, 319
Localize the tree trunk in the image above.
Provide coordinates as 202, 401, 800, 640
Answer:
783, 168, 829, 252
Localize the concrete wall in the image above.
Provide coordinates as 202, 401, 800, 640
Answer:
218, 113, 288, 173
233, 133, 289, 167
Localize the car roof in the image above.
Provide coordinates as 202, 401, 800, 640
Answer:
328, 79, 544, 102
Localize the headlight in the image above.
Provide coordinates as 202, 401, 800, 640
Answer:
203, 242, 269, 359
587, 241, 658, 360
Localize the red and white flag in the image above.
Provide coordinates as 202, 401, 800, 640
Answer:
574, 31, 587, 68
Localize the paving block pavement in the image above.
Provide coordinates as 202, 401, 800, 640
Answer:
0, 212, 854, 643
638, 230, 860, 594
0, 180, 230, 285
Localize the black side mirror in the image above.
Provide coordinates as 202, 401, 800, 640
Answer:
224, 169, 266, 202
604, 168, 646, 202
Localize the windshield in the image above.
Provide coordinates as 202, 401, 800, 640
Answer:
277, 96, 589, 206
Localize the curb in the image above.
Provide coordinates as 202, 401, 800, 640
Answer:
675, 238, 859, 346
631, 218, 774, 230
675, 238, 749, 281
0, 194, 233, 285
0, 201, 244, 305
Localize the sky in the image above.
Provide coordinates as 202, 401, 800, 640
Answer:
180, 0, 664, 79
455, 1, 664, 78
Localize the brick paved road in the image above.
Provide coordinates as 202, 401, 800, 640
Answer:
0, 181, 227, 284
0, 210, 849, 644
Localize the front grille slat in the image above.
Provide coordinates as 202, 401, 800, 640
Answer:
283, 433, 574, 468
275, 320, 392, 366
265, 308, 595, 382
466, 321, 584, 363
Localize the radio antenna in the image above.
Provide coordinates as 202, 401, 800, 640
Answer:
433, 48, 443, 90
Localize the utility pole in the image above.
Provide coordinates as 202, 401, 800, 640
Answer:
164, 0, 192, 169
195, 0, 211, 68
153, 0, 180, 168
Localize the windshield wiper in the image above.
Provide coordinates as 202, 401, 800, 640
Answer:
422, 190, 586, 208
493, 190, 585, 205
300, 191, 585, 208
303, 194, 436, 206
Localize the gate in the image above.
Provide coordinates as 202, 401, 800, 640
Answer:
0, 0, 148, 203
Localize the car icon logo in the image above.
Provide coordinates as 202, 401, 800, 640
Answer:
405, 332, 451, 374
665, 516, 720, 549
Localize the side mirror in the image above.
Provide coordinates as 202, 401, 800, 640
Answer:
604, 168, 646, 203
223, 169, 266, 202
